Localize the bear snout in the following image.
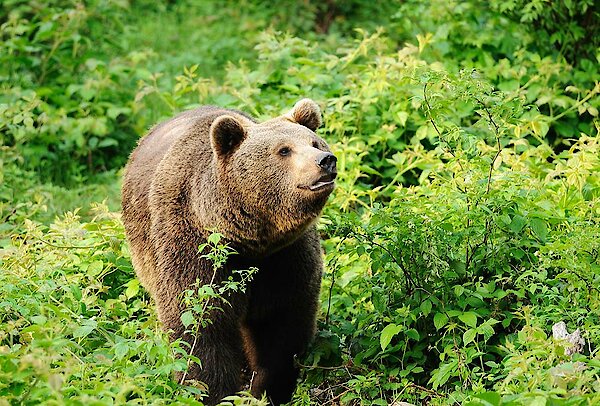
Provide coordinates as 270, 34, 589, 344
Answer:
315, 152, 337, 174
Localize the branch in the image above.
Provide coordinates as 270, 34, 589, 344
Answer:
32, 235, 109, 250
474, 96, 502, 194
423, 82, 467, 193
352, 231, 416, 292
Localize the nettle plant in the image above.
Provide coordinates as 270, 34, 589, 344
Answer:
304, 70, 600, 404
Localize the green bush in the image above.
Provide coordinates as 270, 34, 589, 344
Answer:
0, 206, 265, 405
491, 0, 599, 65
313, 128, 599, 404
1, 0, 152, 183
0, 205, 180, 403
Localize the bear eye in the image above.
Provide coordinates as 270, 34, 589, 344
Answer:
278, 147, 291, 157
312, 141, 319, 149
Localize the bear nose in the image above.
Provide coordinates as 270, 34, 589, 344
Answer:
316, 152, 337, 173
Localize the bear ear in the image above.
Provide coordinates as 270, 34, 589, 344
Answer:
287, 98, 322, 132
210, 115, 247, 157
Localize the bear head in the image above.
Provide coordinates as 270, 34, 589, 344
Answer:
208, 99, 336, 254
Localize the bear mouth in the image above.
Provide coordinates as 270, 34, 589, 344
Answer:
299, 173, 337, 192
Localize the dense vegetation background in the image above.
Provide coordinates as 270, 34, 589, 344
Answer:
1, 0, 599, 404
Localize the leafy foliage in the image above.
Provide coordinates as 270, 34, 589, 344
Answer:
2, 0, 599, 404
1, 0, 154, 182
0, 208, 264, 404
491, 0, 599, 65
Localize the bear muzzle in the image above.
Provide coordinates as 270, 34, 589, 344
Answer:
299, 152, 337, 192
306, 172, 337, 191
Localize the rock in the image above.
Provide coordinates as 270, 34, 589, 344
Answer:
552, 321, 586, 355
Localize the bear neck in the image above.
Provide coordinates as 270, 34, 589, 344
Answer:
191, 166, 315, 257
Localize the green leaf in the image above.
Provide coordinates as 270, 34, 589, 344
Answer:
207, 233, 222, 245
395, 111, 409, 127
380, 324, 403, 351
531, 119, 549, 137
458, 312, 478, 328
73, 319, 97, 339
454, 285, 465, 297
279, 84, 300, 93
509, 215, 526, 233
530, 218, 548, 242
87, 260, 104, 276
125, 279, 140, 299
180, 311, 195, 328
463, 328, 477, 345
434, 312, 448, 330
98, 138, 118, 148
114, 341, 129, 360
415, 125, 429, 140
429, 359, 459, 389
31, 315, 47, 325
474, 391, 502, 406
70, 285, 82, 301
450, 261, 466, 275
420, 299, 432, 316
480, 323, 496, 341
405, 329, 420, 341
34, 21, 55, 41
107, 106, 131, 119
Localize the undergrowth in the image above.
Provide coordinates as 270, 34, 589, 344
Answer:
1, 0, 599, 404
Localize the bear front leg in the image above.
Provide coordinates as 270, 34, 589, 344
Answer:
156, 295, 247, 406
147, 209, 250, 404
242, 314, 315, 405
242, 231, 323, 405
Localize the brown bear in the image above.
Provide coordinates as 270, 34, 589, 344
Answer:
121, 99, 336, 405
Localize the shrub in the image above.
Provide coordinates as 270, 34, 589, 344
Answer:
491, 0, 600, 65
1, 0, 152, 183
0, 206, 265, 404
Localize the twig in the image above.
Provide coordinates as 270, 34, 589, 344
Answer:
326, 263, 336, 326
32, 235, 108, 250
423, 82, 445, 141
550, 82, 600, 122
295, 359, 347, 371
18, 377, 37, 404
179, 265, 219, 384
326, 236, 348, 325
423, 82, 467, 194
473, 96, 502, 195
353, 231, 416, 292
322, 388, 351, 406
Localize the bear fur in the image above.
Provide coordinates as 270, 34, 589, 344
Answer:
121, 99, 336, 405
